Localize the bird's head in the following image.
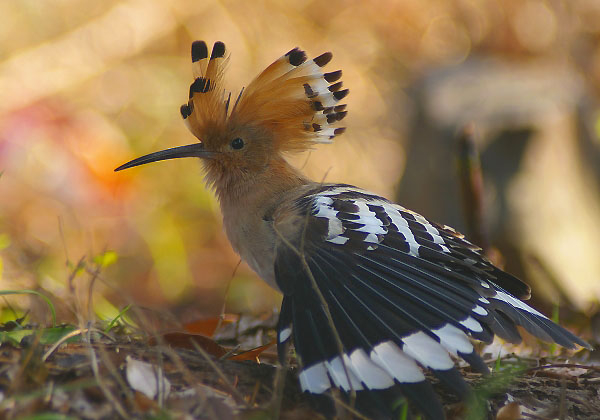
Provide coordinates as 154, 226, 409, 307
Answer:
115, 41, 348, 193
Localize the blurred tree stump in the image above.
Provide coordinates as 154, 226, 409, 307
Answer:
395, 57, 600, 315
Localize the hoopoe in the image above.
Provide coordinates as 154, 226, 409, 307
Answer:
115, 41, 591, 419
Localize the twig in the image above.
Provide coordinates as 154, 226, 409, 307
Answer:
190, 337, 248, 407
526, 363, 600, 373
328, 391, 373, 420
84, 327, 128, 419
41, 326, 115, 362
57, 216, 70, 267
272, 169, 358, 407
159, 343, 221, 420
95, 338, 136, 410
128, 303, 220, 420
456, 123, 491, 254
219, 344, 241, 360
249, 381, 261, 406
86, 254, 104, 323
216, 259, 242, 333
151, 339, 168, 408
273, 223, 357, 404
269, 363, 286, 419
559, 376, 566, 420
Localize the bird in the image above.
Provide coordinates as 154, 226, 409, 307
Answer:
115, 41, 591, 419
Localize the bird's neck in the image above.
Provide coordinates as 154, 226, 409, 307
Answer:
216, 156, 309, 220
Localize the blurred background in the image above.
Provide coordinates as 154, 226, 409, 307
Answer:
1, 0, 599, 330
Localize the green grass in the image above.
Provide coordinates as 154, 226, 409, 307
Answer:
465, 360, 527, 420
0, 290, 57, 326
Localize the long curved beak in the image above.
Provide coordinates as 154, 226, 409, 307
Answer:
114, 142, 211, 172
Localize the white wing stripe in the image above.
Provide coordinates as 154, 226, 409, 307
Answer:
299, 362, 331, 393
326, 355, 364, 391
402, 331, 454, 370
371, 341, 426, 383
412, 212, 446, 245
460, 316, 483, 333
349, 348, 394, 389
279, 327, 292, 343
432, 324, 474, 356
472, 305, 488, 316
327, 235, 349, 245
313, 196, 344, 239
382, 203, 421, 256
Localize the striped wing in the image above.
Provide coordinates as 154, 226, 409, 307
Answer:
273, 184, 589, 418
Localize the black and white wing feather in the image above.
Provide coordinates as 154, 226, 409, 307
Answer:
272, 184, 589, 419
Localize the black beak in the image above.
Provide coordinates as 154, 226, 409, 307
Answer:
114, 143, 211, 172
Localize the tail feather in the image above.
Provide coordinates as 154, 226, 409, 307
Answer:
278, 249, 474, 418
275, 236, 589, 418
396, 382, 445, 420
433, 368, 470, 399
459, 350, 490, 375
485, 308, 525, 343
493, 300, 588, 349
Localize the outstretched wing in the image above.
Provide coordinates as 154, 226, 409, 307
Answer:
272, 184, 589, 418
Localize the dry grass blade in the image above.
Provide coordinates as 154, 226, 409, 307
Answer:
328, 391, 373, 420
84, 329, 128, 419
41, 326, 114, 362
190, 336, 248, 407
129, 303, 222, 419
158, 343, 221, 420
273, 191, 358, 404
268, 363, 286, 419
559, 376, 566, 420
456, 123, 490, 254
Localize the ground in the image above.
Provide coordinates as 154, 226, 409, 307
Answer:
0, 311, 598, 420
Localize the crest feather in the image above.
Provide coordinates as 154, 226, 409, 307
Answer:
232, 48, 348, 151
180, 42, 347, 151
181, 41, 229, 137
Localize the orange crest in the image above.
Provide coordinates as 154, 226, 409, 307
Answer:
180, 41, 348, 152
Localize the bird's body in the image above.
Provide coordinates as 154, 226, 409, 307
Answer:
219, 159, 308, 290
116, 41, 590, 419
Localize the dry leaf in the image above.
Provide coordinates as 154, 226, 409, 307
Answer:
229, 340, 276, 362
184, 314, 238, 337
125, 356, 171, 400
155, 331, 228, 357
496, 401, 522, 420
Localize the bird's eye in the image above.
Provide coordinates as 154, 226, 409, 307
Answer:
231, 138, 244, 150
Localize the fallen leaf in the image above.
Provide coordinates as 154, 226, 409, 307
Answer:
184, 314, 238, 337
496, 401, 522, 420
153, 331, 228, 358
134, 390, 158, 412
229, 340, 276, 362
125, 356, 171, 400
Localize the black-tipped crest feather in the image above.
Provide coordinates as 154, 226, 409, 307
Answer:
191, 40, 208, 62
